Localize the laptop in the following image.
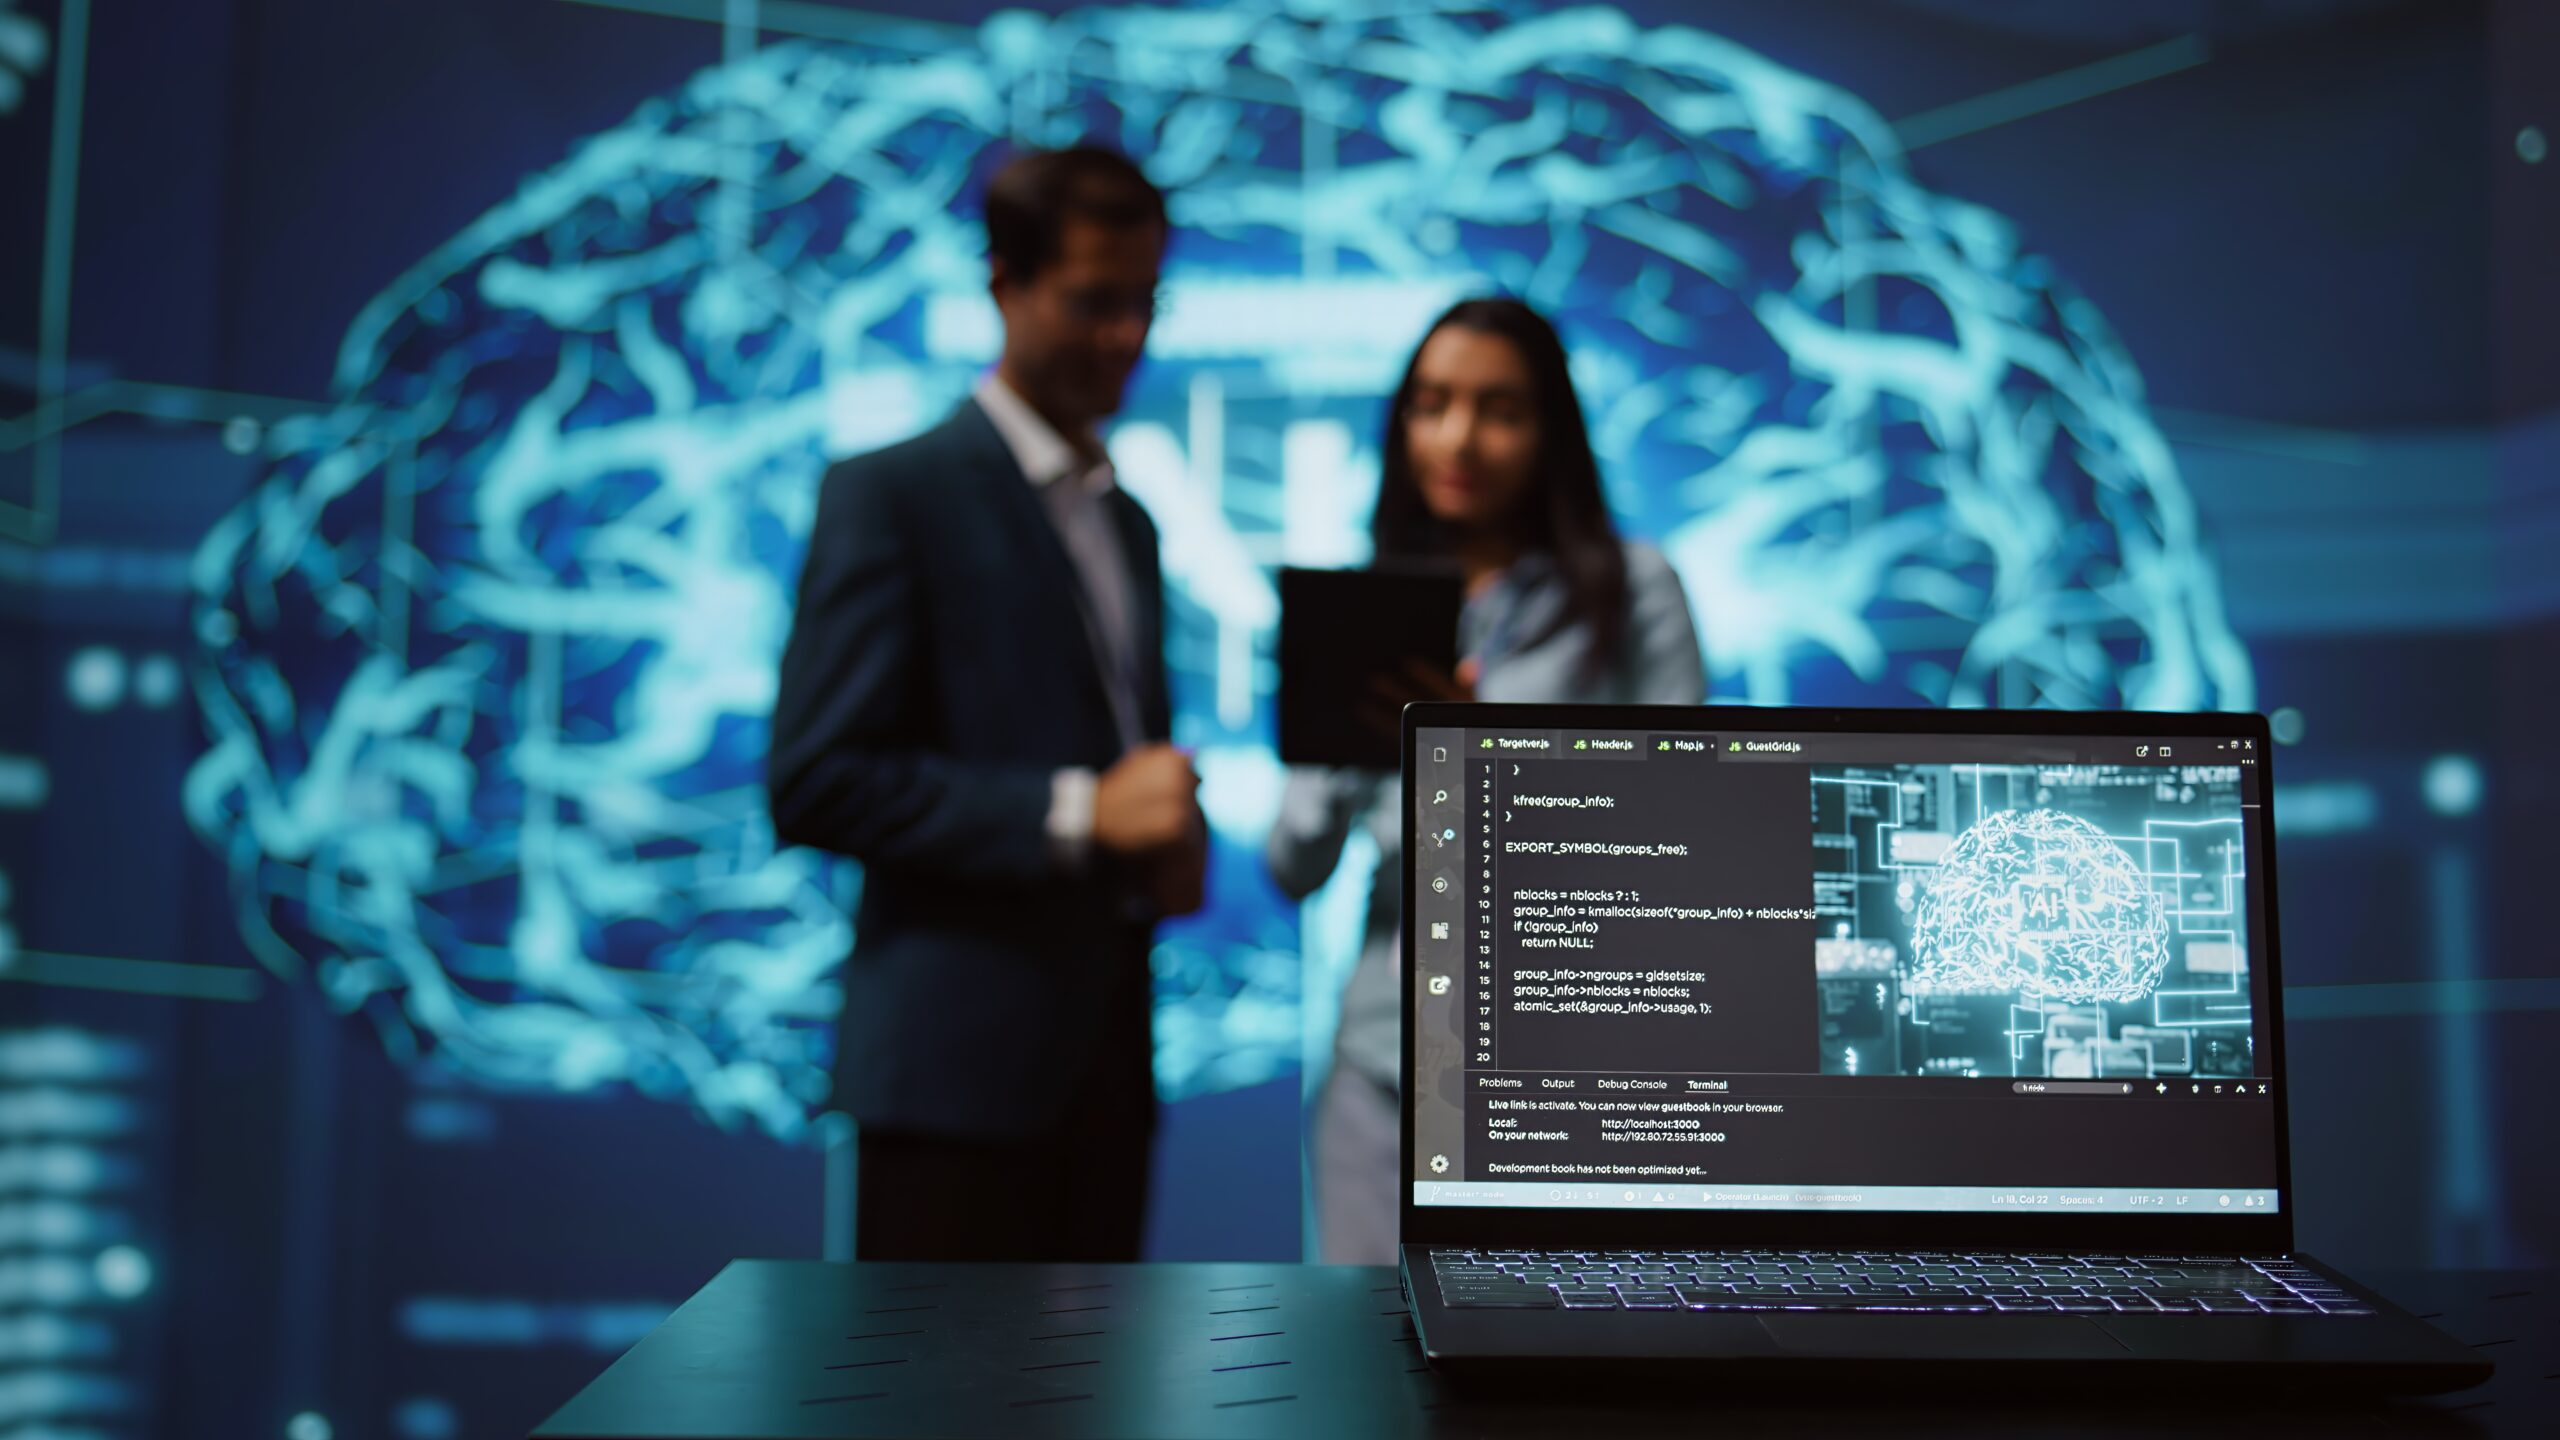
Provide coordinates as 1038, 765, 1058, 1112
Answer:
1396, 702, 2490, 1391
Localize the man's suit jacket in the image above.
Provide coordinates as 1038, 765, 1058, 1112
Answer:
767, 398, 1169, 1141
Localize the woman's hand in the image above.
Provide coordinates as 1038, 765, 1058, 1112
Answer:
1357, 657, 1480, 739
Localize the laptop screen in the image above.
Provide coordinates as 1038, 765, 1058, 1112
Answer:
1406, 718, 2283, 1218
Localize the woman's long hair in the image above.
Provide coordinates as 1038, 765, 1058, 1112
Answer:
1371, 297, 1628, 676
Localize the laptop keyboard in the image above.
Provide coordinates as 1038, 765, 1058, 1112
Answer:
1428, 1250, 2375, 1315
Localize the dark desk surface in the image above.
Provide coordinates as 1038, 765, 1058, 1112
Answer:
535, 1262, 2550, 1438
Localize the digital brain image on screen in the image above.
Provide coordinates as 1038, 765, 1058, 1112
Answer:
181, 0, 2252, 1135
1811, 763, 2253, 1081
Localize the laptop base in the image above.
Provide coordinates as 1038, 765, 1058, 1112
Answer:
1404, 1246, 2492, 1394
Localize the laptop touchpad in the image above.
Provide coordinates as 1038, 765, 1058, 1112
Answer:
1758, 1314, 2131, 1358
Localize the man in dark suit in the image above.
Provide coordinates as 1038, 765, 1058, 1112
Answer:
768, 146, 1204, 1261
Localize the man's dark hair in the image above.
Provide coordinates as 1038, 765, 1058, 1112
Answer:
982, 145, 1167, 283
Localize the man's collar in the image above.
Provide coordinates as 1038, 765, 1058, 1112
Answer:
975, 373, 1111, 492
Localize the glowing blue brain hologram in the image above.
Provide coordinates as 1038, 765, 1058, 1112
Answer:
1910, 808, 2170, 1004
183, 0, 2253, 1134
1813, 764, 2251, 1080
0, 1, 48, 116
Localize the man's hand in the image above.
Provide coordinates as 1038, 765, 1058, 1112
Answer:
1094, 743, 1202, 856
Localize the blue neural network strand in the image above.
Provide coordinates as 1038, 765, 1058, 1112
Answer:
179, 0, 2252, 1138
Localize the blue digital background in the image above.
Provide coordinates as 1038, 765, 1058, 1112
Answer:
0, 1, 2552, 1436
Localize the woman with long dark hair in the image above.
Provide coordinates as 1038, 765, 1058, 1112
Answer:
1267, 298, 1706, 1262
